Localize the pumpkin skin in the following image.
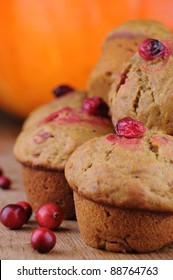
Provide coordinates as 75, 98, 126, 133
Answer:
0, 0, 173, 117
138, 0, 173, 29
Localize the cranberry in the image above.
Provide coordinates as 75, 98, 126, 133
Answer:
31, 227, 56, 253
53, 85, 75, 97
82, 96, 109, 117
16, 201, 32, 222
36, 203, 63, 230
0, 175, 11, 190
0, 167, 3, 176
0, 204, 26, 229
115, 117, 146, 138
138, 38, 166, 61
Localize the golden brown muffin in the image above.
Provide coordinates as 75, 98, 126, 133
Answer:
14, 89, 114, 219
65, 127, 173, 252
23, 88, 86, 130
87, 20, 173, 103
109, 38, 173, 135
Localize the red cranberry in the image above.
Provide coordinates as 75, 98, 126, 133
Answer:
53, 85, 75, 97
16, 201, 32, 222
31, 227, 56, 253
0, 167, 3, 176
82, 96, 109, 117
0, 204, 26, 229
36, 203, 63, 230
0, 175, 11, 190
138, 38, 166, 61
115, 117, 146, 138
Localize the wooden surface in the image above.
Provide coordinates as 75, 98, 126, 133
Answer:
1, 110, 173, 260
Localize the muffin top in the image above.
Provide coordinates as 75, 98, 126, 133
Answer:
65, 125, 173, 213
105, 20, 173, 42
109, 38, 173, 135
14, 91, 113, 170
23, 88, 86, 130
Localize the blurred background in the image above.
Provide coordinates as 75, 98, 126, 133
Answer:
0, 0, 173, 119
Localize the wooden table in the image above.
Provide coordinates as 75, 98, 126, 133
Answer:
0, 109, 173, 260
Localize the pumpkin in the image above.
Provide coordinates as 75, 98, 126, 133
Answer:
0, 0, 173, 117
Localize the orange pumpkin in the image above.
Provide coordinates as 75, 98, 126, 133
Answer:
0, 0, 173, 117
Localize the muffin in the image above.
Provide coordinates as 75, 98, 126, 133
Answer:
23, 85, 85, 130
109, 38, 173, 135
14, 87, 113, 219
65, 118, 173, 252
87, 20, 173, 103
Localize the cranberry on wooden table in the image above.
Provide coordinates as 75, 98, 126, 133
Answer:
0, 175, 11, 190
36, 203, 63, 230
0, 167, 3, 176
0, 204, 26, 229
16, 201, 33, 222
31, 227, 56, 253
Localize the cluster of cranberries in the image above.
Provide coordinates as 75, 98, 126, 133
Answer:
0, 202, 32, 229
53, 84, 109, 117
53, 86, 146, 138
0, 201, 63, 253
0, 167, 11, 190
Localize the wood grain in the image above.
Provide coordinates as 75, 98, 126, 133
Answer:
0, 109, 173, 260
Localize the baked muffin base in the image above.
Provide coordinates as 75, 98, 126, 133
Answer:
74, 192, 173, 253
22, 165, 75, 220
